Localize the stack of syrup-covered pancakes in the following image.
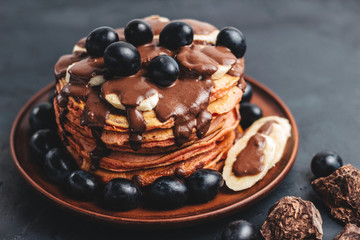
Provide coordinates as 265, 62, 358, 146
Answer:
54, 16, 246, 186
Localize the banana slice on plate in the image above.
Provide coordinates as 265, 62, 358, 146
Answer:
223, 116, 291, 191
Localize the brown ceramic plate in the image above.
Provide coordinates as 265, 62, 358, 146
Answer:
10, 75, 299, 228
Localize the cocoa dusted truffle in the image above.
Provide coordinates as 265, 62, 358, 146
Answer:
334, 223, 360, 240
260, 196, 323, 240
312, 164, 360, 225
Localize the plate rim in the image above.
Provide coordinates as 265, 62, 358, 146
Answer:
10, 75, 299, 227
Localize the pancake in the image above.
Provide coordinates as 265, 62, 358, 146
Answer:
53, 15, 246, 186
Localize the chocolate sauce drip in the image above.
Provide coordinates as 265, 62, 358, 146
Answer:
89, 128, 110, 170
54, 51, 88, 79
154, 78, 214, 146
233, 133, 266, 177
196, 110, 213, 138
126, 107, 146, 150
237, 77, 247, 92
69, 57, 107, 83
57, 82, 90, 108
232, 121, 278, 177
102, 71, 155, 150
102, 71, 158, 106
177, 45, 236, 76
80, 88, 110, 128
79, 89, 111, 168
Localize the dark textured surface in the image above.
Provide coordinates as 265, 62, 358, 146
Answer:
312, 164, 360, 225
1, 0, 359, 239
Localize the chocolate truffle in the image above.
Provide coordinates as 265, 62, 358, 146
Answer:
312, 164, 360, 225
260, 196, 323, 240
334, 223, 360, 240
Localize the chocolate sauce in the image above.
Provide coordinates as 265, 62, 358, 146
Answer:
54, 51, 88, 79
102, 71, 156, 149
68, 57, 107, 83
232, 121, 278, 177
233, 133, 266, 177
88, 127, 110, 170
154, 78, 214, 146
80, 88, 110, 128
57, 82, 90, 108
177, 45, 236, 76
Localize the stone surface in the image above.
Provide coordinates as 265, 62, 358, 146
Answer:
312, 164, 360, 225
334, 223, 360, 240
261, 196, 323, 240
1, 0, 360, 239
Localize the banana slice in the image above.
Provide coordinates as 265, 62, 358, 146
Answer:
104, 92, 159, 111
223, 133, 275, 191
211, 65, 232, 80
223, 116, 292, 191
194, 30, 219, 44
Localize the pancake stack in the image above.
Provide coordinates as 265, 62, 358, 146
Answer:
53, 16, 246, 186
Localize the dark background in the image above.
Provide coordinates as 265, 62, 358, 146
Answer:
1, 0, 359, 239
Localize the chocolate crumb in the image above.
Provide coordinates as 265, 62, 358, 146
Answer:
334, 223, 360, 240
261, 196, 323, 240
312, 164, 360, 225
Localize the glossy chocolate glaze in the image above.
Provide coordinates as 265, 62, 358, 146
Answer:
68, 57, 107, 83
232, 121, 277, 177
233, 133, 266, 177
54, 16, 245, 167
155, 78, 213, 145
54, 51, 88, 79
177, 45, 236, 76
